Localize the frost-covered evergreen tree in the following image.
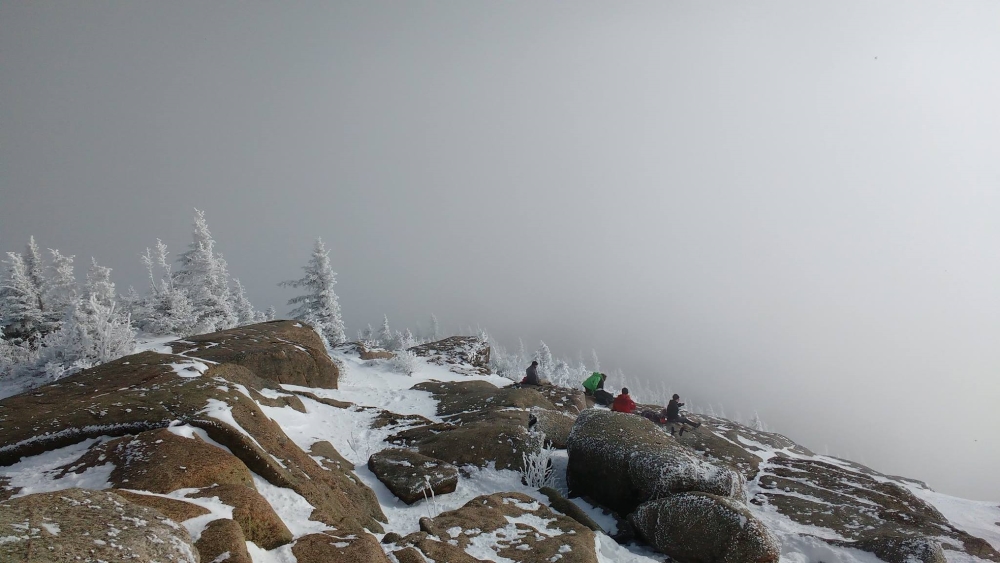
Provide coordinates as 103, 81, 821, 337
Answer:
23, 237, 46, 303
400, 328, 416, 350
430, 314, 441, 340
138, 241, 197, 335
40, 249, 77, 333
1, 252, 44, 341
378, 315, 393, 349
280, 237, 346, 345
265, 306, 277, 321
231, 279, 258, 326
174, 209, 237, 333
591, 349, 601, 373
533, 341, 554, 381
551, 359, 570, 387
750, 411, 765, 431
37, 259, 135, 379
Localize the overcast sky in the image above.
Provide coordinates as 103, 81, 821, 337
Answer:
2, 1, 998, 501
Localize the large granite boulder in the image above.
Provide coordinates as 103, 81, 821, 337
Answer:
0, 488, 198, 562
293, 532, 392, 563
171, 319, 339, 388
396, 492, 599, 563
530, 408, 577, 449
408, 335, 491, 376
629, 492, 780, 563
368, 448, 459, 505
566, 409, 745, 515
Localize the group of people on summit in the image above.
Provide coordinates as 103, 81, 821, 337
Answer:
522, 361, 702, 436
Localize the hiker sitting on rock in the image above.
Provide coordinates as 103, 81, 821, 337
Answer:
521, 360, 541, 386
665, 393, 701, 434
611, 387, 636, 414
582, 372, 606, 396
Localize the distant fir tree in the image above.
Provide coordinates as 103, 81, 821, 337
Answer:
378, 315, 393, 349
534, 341, 554, 381
264, 306, 277, 321
231, 279, 258, 326
40, 249, 77, 333
400, 328, 416, 350
139, 241, 197, 335
1, 252, 44, 341
430, 314, 440, 340
280, 237, 346, 345
551, 359, 570, 387
591, 349, 601, 373
174, 209, 238, 333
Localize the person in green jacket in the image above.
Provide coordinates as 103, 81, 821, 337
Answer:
582, 372, 606, 396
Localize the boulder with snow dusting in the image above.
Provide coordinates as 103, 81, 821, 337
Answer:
0, 488, 198, 563
170, 319, 339, 388
629, 492, 780, 563
408, 335, 491, 376
396, 492, 599, 563
530, 408, 577, 449
292, 531, 393, 563
566, 409, 745, 515
368, 448, 459, 505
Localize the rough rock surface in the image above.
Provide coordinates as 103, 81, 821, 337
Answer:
292, 531, 392, 563
629, 492, 780, 563
196, 517, 254, 563
566, 409, 745, 515
845, 535, 948, 563
193, 484, 292, 549
539, 486, 603, 532
0, 488, 198, 562
397, 492, 599, 563
368, 448, 459, 505
530, 408, 577, 449
171, 319, 339, 388
387, 381, 547, 470
409, 335, 491, 376
754, 455, 999, 561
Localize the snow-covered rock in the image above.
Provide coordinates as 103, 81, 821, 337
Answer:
567, 409, 745, 516
408, 335, 491, 376
629, 492, 780, 563
368, 448, 459, 505
0, 488, 198, 562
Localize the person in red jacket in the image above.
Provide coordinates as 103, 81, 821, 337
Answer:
611, 387, 637, 414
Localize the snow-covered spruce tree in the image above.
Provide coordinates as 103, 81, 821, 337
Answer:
399, 328, 416, 350
138, 241, 197, 336
1, 252, 45, 341
591, 349, 601, 373
750, 411, 766, 431
265, 306, 277, 321
533, 341, 554, 382
279, 237, 346, 345
37, 259, 135, 379
430, 314, 441, 340
377, 315, 394, 349
173, 209, 238, 333
551, 359, 571, 388
40, 249, 77, 333
231, 279, 258, 326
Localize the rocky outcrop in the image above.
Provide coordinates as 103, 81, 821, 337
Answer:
395, 492, 599, 563
0, 321, 387, 562
368, 448, 459, 505
539, 486, 604, 532
753, 455, 999, 561
629, 492, 780, 563
196, 518, 254, 563
566, 409, 745, 515
293, 532, 392, 563
0, 488, 198, 562
171, 319, 339, 388
409, 335, 491, 376
530, 408, 577, 449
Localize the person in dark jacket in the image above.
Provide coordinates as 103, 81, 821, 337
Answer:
665, 393, 700, 435
522, 361, 540, 385
611, 387, 637, 414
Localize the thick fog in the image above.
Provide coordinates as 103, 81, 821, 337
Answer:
1, 2, 998, 501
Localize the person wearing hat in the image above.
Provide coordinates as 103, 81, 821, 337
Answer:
522, 360, 541, 385
611, 387, 637, 414
664, 393, 701, 435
